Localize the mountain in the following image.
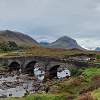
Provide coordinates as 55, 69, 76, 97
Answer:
0, 30, 83, 50
40, 36, 83, 50
95, 47, 100, 51
0, 30, 38, 47
40, 41, 50, 47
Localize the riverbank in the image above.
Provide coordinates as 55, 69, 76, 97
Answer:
0, 67, 100, 100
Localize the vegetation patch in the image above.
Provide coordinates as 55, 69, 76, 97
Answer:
0, 94, 67, 100
92, 88, 100, 100
82, 67, 100, 82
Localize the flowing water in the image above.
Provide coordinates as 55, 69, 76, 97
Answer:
34, 68, 70, 80
34, 68, 45, 81
57, 68, 71, 79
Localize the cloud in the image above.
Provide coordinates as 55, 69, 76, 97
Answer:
0, 0, 100, 49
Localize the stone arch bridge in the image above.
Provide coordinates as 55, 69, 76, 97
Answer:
0, 56, 89, 79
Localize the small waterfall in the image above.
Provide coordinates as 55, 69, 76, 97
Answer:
57, 68, 71, 79
34, 68, 45, 81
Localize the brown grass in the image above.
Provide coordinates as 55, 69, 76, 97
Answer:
78, 93, 95, 100
24, 45, 95, 57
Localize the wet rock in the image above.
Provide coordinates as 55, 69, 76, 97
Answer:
0, 73, 48, 97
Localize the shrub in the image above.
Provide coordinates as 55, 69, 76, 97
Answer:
0, 41, 19, 51
96, 55, 100, 60
70, 68, 83, 76
82, 68, 100, 82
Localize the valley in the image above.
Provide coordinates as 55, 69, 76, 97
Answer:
1, 0, 100, 99
0, 30, 99, 100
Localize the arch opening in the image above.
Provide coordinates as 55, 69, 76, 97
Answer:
25, 61, 36, 75
8, 62, 20, 71
48, 65, 71, 79
49, 65, 60, 79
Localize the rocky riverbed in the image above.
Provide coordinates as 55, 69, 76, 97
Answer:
0, 72, 45, 98
0, 67, 70, 98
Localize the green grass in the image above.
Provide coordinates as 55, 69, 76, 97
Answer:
0, 94, 67, 100
48, 67, 100, 99
82, 67, 100, 81
26, 94, 66, 100
92, 88, 100, 99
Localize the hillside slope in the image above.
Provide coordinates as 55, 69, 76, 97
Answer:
40, 36, 83, 49
0, 30, 38, 47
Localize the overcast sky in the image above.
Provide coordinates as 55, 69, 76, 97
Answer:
0, 0, 100, 49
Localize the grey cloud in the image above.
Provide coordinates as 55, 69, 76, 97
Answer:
0, 0, 100, 49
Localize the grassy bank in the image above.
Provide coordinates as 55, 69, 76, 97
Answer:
92, 88, 100, 100
0, 94, 67, 100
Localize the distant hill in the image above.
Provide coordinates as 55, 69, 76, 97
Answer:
0, 30, 38, 47
40, 41, 50, 47
95, 47, 100, 51
40, 36, 83, 50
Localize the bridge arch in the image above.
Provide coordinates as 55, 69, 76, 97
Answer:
8, 61, 21, 71
47, 63, 71, 79
25, 61, 37, 75
49, 65, 60, 79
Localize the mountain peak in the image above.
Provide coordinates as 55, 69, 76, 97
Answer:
48, 36, 83, 49
58, 36, 73, 39
56, 36, 76, 42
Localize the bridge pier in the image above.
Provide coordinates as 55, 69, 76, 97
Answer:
43, 70, 50, 82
